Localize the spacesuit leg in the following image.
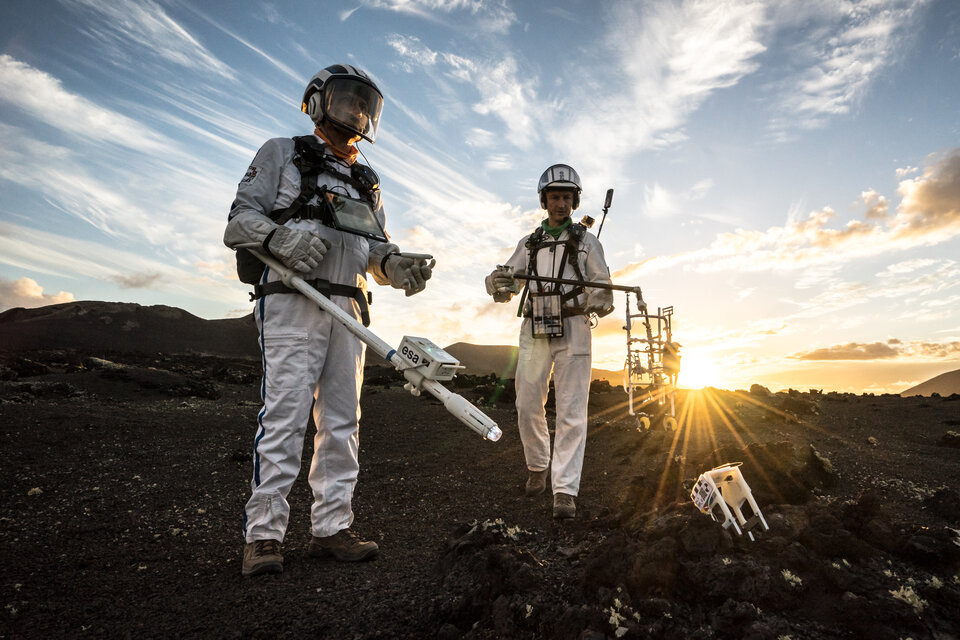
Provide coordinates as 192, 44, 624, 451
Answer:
548, 316, 592, 496
515, 318, 554, 473
308, 300, 365, 537
243, 291, 326, 544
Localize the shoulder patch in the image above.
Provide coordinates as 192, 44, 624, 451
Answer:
240, 165, 259, 184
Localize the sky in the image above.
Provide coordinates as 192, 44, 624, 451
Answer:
1, 0, 959, 394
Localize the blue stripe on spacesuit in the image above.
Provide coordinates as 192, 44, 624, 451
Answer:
253, 266, 270, 488
243, 267, 271, 538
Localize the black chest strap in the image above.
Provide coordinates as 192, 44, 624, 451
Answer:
271, 136, 379, 226
517, 224, 587, 316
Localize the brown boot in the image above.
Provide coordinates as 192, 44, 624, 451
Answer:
242, 539, 283, 576
525, 469, 548, 496
553, 493, 576, 519
308, 528, 379, 562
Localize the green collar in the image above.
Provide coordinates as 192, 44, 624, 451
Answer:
541, 217, 572, 239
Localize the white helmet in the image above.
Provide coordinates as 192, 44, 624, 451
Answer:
302, 64, 384, 143
537, 164, 582, 209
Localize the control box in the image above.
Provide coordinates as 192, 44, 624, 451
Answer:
397, 336, 463, 381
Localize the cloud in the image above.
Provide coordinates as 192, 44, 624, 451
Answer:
543, 7, 578, 22
768, 0, 930, 137
878, 258, 938, 276
465, 128, 496, 148
896, 149, 960, 234
0, 124, 180, 244
385, 37, 541, 148
643, 179, 714, 218
58, 0, 234, 79
860, 189, 890, 220
556, 0, 767, 185
185, 5, 302, 84
0, 277, 75, 312
108, 272, 166, 289
0, 221, 242, 306
0, 118, 240, 273
793, 341, 900, 360
361, 0, 517, 33
262, 3, 302, 30
386, 34, 440, 70
793, 339, 960, 361
896, 165, 920, 179
484, 154, 513, 171
0, 56, 173, 153
613, 149, 960, 280
385, 0, 772, 166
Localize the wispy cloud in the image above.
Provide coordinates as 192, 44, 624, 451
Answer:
768, 0, 930, 137
59, 0, 234, 79
362, 0, 517, 33
182, 4, 302, 84
0, 55, 173, 153
0, 123, 217, 249
0, 277, 75, 312
0, 221, 241, 306
386, 36, 541, 148
614, 149, 960, 280
643, 179, 714, 218
557, 0, 768, 187
386, 34, 440, 70
793, 339, 960, 361
108, 271, 166, 289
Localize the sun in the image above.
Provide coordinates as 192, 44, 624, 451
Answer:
678, 352, 723, 390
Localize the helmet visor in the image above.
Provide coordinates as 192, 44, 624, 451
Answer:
323, 77, 383, 143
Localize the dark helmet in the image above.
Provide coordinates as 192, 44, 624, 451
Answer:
537, 163, 582, 209
302, 64, 384, 143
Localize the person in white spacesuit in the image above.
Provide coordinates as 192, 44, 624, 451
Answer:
225, 64, 435, 576
485, 164, 613, 519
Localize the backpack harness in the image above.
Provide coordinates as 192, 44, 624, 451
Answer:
237, 136, 380, 326
516, 222, 589, 319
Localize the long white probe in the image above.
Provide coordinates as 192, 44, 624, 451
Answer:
241, 247, 502, 441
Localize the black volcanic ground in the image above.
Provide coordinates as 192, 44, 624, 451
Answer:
1, 301, 958, 639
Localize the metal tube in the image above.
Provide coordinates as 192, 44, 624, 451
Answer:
513, 272, 643, 296
239, 247, 501, 441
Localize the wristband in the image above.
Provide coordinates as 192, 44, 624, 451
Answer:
261, 228, 279, 261
380, 251, 400, 275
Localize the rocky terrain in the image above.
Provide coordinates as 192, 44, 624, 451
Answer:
1, 302, 959, 639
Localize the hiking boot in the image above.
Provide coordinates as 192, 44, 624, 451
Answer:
308, 528, 378, 562
242, 539, 283, 576
553, 492, 576, 519
525, 469, 548, 496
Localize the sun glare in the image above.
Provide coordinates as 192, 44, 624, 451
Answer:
678, 353, 722, 390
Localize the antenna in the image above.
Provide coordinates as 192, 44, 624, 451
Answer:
597, 188, 614, 238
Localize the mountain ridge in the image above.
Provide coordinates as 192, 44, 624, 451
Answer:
0, 301, 627, 383
5, 301, 955, 393
900, 368, 960, 397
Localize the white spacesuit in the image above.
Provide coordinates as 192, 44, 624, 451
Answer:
485, 164, 613, 519
225, 64, 433, 576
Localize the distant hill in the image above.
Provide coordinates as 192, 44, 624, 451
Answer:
0, 301, 258, 359
444, 343, 518, 377
900, 368, 960, 397
0, 301, 627, 383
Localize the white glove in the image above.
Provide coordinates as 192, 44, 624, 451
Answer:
586, 304, 615, 318
265, 227, 329, 273
485, 267, 519, 302
385, 254, 435, 296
